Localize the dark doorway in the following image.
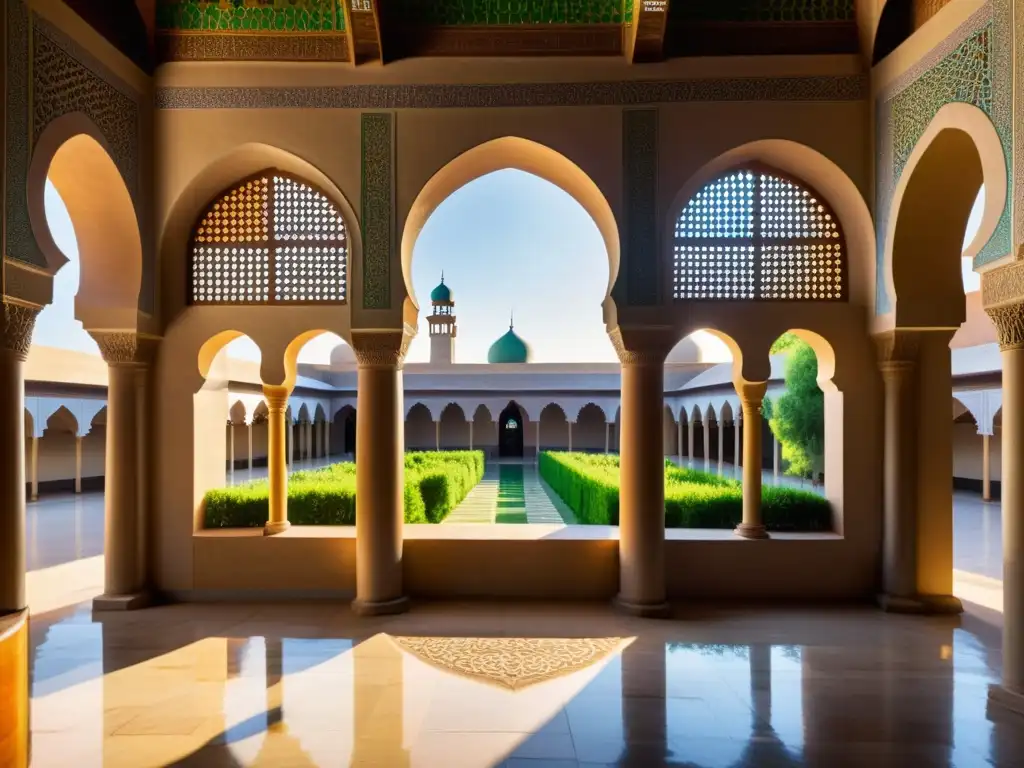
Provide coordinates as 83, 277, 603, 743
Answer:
345, 413, 357, 459
498, 402, 524, 458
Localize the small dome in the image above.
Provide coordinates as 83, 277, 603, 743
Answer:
488, 327, 531, 364
666, 337, 702, 364
430, 275, 452, 303
329, 343, 357, 368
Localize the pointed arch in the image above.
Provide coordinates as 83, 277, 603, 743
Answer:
400, 136, 620, 311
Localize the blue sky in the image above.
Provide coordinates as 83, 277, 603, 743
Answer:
33, 174, 987, 363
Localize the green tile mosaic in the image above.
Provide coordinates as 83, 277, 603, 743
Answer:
156, 1, 345, 33
388, 0, 631, 26
890, 27, 993, 183
675, 0, 854, 23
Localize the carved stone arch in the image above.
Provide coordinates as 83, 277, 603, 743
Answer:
27, 113, 143, 328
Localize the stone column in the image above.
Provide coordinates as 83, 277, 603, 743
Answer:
676, 418, 683, 465
717, 419, 724, 475
734, 418, 741, 472
228, 421, 235, 475
536, 421, 541, 458
434, 420, 440, 451
605, 422, 610, 453
772, 433, 780, 482
986, 299, 1024, 716
568, 420, 573, 452
876, 331, 961, 614
1, 303, 38, 614
687, 418, 694, 467
248, 423, 253, 472
263, 386, 290, 536
702, 416, 710, 471
92, 332, 153, 610
351, 330, 411, 616
75, 436, 84, 493
324, 419, 331, 459
982, 433, 992, 502
734, 382, 769, 539
288, 418, 294, 468
469, 420, 474, 450
28, 437, 38, 502
611, 329, 670, 617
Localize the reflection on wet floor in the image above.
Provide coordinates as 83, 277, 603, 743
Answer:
23, 601, 1024, 767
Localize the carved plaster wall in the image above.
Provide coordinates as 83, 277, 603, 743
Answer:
874, 0, 1013, 315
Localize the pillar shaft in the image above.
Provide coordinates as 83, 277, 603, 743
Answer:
228, 422, 235, 473
248, 423, 253, 471
876, 330, 960, 613
773, 433, 780, 481
0, 304, 37, 614
982, 433, 992, 502
1000, 344, 1024, 693
605, 422, 610, 454
736, 382, 768, 539
29, 437, 38, 502
616, 353, 668, 616
435, 420, 440, 451
264, 387, 290, 535
676, 418, 683, 464
94, 335, 150, 608
469, 421, 474, 450
702, 419, 710, 471
734, 420, 741, 471
324, 420, 331, 459
717, 420, 724, 474
568, 421, 573, 452
352, 332, 410, 616
687, 420, 694, 467
75, 436, 83, 494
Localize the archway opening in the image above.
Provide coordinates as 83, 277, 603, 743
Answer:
498, 402, 525, 459
405, 403, 435, 452
575, 403, 609, 454
439, 403, 470, 450
403, 152, 617, 366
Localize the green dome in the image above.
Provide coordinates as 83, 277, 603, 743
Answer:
430, 276, 452, 303
487, 327, 531, 364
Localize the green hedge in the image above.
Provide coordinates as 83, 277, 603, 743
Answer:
203, 451, 485, 528
539, 452, 831, 531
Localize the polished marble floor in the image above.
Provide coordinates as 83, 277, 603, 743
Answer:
23, 599, 1024, 767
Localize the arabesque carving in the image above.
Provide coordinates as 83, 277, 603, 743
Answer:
986, 303, 1024, 349
351, 328, 414, 368
93, 332, 139, 365
2, 302, 40, 359
608, 326, 672, 366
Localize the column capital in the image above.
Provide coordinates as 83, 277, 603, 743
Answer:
350, 326, 414, 369
982, 261, 1024, 350
91, 331, 160, 366
874, 329, 922, 368
262, 384, 290, 413
736, 380, 768, 408
608, 325, 674, 366
985, 301, 1024, 351
2, 300, 41, 361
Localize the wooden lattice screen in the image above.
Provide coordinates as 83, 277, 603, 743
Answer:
190, 171, 348, 305
672, 167, 846, 301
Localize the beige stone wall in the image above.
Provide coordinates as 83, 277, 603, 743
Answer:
23, 430, 105, 485
952, 423, 1003, 482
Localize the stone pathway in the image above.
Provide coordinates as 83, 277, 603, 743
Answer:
444, 462, 575, 525
443, 470, 498, 523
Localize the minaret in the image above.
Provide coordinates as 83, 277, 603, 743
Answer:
428, 273, 456, 365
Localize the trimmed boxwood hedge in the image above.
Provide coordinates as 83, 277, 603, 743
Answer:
203, 451, 485, 528
539, 451, 831, 531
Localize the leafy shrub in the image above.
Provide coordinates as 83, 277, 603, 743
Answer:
541, 451, 831, 531
203, 451, 484, 528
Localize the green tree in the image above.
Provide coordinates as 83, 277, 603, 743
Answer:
768, 340, 824, 480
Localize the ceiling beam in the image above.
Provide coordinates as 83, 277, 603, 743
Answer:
343, 0, 385, 64
624, 0, 670, 64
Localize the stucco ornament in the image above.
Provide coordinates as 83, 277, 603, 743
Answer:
389, 635, 624, 691
983, 261, 1024, 349
1, 302, 40, 360
608, 326, 673, 365
93, 332, 140, 365
875, 329, 923, 366
351, 327, 415, 368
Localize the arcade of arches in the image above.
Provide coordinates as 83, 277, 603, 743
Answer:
5, 1, 1024, 751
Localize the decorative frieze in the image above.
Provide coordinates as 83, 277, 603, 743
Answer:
608, 326, 672, 366
156, 75, 867, 110
93, 332, 139, 366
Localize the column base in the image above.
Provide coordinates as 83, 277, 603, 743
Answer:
93, 592, 153, 612
263, 520, 291, 536
876, 593, 963, 615
351, 595, 409, 617
734, 523, 770, 540
614, 595, 670, 618
988, 684, 1024, 720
